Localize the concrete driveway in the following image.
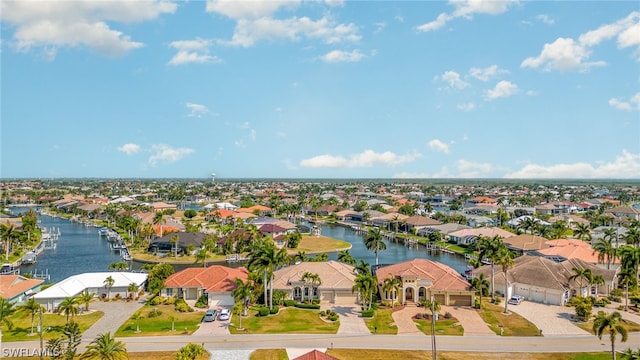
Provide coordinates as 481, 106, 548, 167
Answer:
192, 307, 231, 335
331, 305, 371, 335
440, 305, 495, 336
82, 298, 146, 341
392, 305, 423, 335
507, 301, 588, 336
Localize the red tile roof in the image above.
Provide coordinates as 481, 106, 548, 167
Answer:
293, 350, 339, 360
164, 266, 249, 293
377, 259, 469, 291
0, 275, 44, 300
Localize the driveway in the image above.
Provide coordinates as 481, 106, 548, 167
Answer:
331, 305, 370, 335
507, 301, 588, 335
192, 306, 231, 335
81, 298, 146, 341
440, 305, 495, 336
392, 305, 423, 335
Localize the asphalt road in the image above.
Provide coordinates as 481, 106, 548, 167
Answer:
4, 333, 640, 354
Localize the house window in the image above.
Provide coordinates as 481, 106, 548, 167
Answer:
166, 288, 173, 296
294, 287, 301, 298
313, 287, 318, 297
304, 287, 309, 297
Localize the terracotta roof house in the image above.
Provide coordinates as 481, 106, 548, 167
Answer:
448, 227, 515, 245
418, 223, 471, 237
271, 261, 358, 305
545, 239, 590, 248
0, 275, 44, 304
370, 213, 408, 229
548, 214, 591, 230
605, 206, 640, 221
150, 202, 178, 213
533, 245, 603, 265
472, 256, 617, 305
237, 205, 273, 216
162, 266, 249, 306
334, 210, 358, 221
258, 223, 288, 239
376, 259, 474, 307
293, 350, 339, 360
403, 215, 442, 232
502, 234, 548, 254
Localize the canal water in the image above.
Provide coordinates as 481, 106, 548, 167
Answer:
10, 207, 468, 283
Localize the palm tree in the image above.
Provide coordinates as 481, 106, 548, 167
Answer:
170, 235, 180, 258
194, 248, 207, 267
20, 297, 42, 335
0, 298, 16, 332
1, 223, 16, 261
618, 269, 636, 311
352, 272, 376, 310
618, 246, 640, 287
127, 283, 139, 300
495, 246, 515, 314
569, 267, 593, 296
130, 312, 141, 333
356, 259, 371, 275
80, 332, 128, 360
293, 250, 307, 263
153, 212, 165, 238
382, 273, 402, 307
232, 278, 253, 317
476, 235, 503, 297
622, 347, 640, 359
594, 238, 618, 270
248, 239, 287, 309
593, 311, 628, 360
77, 291, 95, 311
364, 227, 386, 266
104, 276, 115, 299
337, 250, 356, 265
469, 273, 489, 309
58, 296, 79, 324
422, 296, 441, 319
574, 223, 592, 241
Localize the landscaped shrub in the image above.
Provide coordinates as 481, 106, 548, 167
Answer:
149, 295, 164, 305
164, 297, 176, 305
294, 303, 320, 309
195, 295, 209, 308
361, 309, 374, 318
258, 307, 270, 317
269, 306, 279, 314
284, 300, 296, 307
312, 298, 320, 305
114, 293, 122, 300
328, 314, 339, 321
148, 307, 163, 318
319, 310, 326, 316
444, 312, 452, 319
175, 301, 193, 313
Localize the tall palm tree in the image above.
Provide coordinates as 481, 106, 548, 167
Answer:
618, 246, 640, 287
20, 297, 42, 335
625, 228, 640, 248
352, 272, 376, 310
1, 223, 16, 261
232, 278, 253, 317
495, 246, 515, 314
153, 212, 165, 238
593, 311, 628, 360
469, 273, 489, 309
573, 223, 592, 241
77, 292, 96, 312
476, 235, 503, 297
248, 239, 287, 309
293, 250, 307, 263
594, 238, 618, 270
58, 296, 79, 324
104, 276, 115, 299
382, 273, 402, 307
618, 269, 636, 311
194, 248, 207, 268
604, 228, 620, 247
80, 332, 128, 360
569, 267, 593, 296
127, 283, 139, 300
364, 227, 386, 266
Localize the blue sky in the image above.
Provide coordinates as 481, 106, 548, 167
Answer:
2, 0, 639, 179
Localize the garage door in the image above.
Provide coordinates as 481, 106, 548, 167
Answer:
433, 294, 445, 304
530, 288, 545, 303
546, 293, 562, 305
515, 285, 530, 298
335, 292, 357, 305
449, 295, 472, 307
208, 294, 233, 307
321, 291, 334, 303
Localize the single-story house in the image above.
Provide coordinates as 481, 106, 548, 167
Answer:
271, 261, 358, 305
502, 234, 548, 254
148, 232, 205, 255
162, 265, 249, 306
376, 258, 474, 307
0, 275, 44, 304
34, 272, 147, 311
403, 215, 442, 233
472, 256, 617, 305
448, 227, 515, 245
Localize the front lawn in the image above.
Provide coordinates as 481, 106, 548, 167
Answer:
250, 349, 289, 360
325, 350, 611, 360
576, 317, 640, 334
1, 309, 103, 342
115, 305, 203, 336
363, 308, 397, 334
478, 302, 540, 336
414, 318, 464, 336
228, 307, 339, 334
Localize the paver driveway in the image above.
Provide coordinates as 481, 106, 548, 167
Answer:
507, 300, 588, 335
332, 305, 371, 335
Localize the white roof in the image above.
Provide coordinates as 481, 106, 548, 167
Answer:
34, 272, 147, 300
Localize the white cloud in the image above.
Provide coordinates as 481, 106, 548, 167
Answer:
469, 65, 508, 81
504, 150, 640, 179
522, 11, 639, 72
300, 149, 422, 168
484, 80, 518, 100
117, 143, 141, 155
536, 14, 555, 25
321, 49, 365, 63
439, 70, 470, 90
148, 144, 194, 166
1, 1, 176, 58
457, 102, 475, 111
417, 0, 518, 32
609, 92, 640, 111
185, 102, 209, 118
428, 139, 450, 154
392, 159, 495, 178
206, 1, 360, 48
168, 38, 222, 65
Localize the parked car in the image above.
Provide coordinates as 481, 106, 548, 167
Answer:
218, 308, 230, 321
203, 309, 217, 322
508, 295, 523, 305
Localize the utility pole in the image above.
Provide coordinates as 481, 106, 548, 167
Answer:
38, 308, 44, 360
431, 295, 436, 360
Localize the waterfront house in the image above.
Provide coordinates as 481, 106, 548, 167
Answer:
402, 215, 442, 233
472, 256, 616, 305
150, 202, 177, 213
162, 265, 249, 306
502, 234, 548, 255
148, 231, 205, 255
34, 272, 147, 311
0, 275, 44, 304
605, 206, 640, 222
271, 261, 358, 305
448, 227, 515, 245
376, 259, 474, 307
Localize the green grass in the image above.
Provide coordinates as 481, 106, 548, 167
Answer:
115, 304, 204, 336
326, 350, 611, 360
293, 235, 351, 253
478, 302, 540, 336
250, 349, 289, 360
363, 308, 397, 334
1, 309, 103, 342
228, 307, 339, 334
414, 318, 464, 336
576, 317, 640, 334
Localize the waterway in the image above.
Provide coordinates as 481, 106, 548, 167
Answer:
9, 207, 468, 282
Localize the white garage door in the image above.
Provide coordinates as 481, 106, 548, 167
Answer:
335, 292, 357, 305
530, 288, 545, 303
208, 294, 234, 307
515, 285, 530, 298
321, 291, 334, 304
546, 293, 562, 305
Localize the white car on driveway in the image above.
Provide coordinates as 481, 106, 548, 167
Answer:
218, 308, 230, 321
